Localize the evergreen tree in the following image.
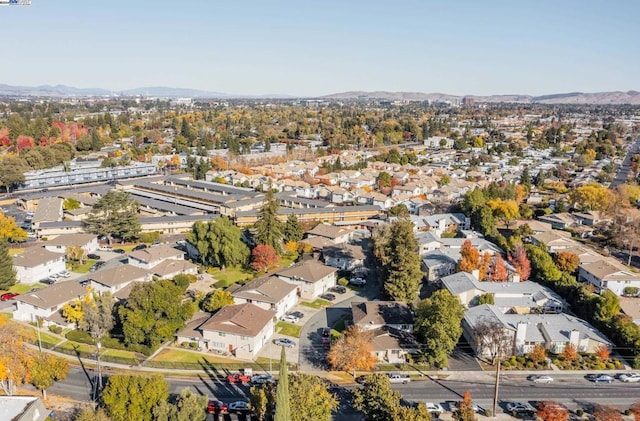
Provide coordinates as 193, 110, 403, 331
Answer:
283, 214, 303, 243
85, 191, 140, 243
0, 239, 16, 290
381, 220, 422, 301
274, 346, 291, 421
254, 187, 284, 254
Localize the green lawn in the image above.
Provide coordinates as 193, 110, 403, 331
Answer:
152, 348, 239, 364
68, 259, 98, 274
101, 348, 141, 359
208, 266, 255, 288
57, 340, 96, 354
2, 283, 44, 294
278, 253, 298, 268
300, 298, 332, 309
276, 321, 302, 338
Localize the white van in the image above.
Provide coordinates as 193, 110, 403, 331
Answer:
386, 373, 410, 384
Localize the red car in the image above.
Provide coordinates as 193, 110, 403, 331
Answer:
207, 400, 228, 414
0, 292, 19, 301
226, 373, 251, 384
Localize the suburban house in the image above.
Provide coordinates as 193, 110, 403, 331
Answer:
530, 230, 579, 252
14, 281, 89, 327
537, 213, 579, 230
43, 233, 99, 255
578, 258, 640, 296
149, 259, 198, 279
305, 223, 352, 244
31, 197, 63, 231
441, 271, 565, 314
370, 327, 420, 364
127, 244, 185, 270
0, 396, 49, 421
276, 260, 338, 299
176, 304, 275, 359
81, 264, 150, 295
13, 248, 66, 284
463, 304, 612, 357
421, 250, 458, 282
351, 301, 414, 332
322, 244, 365, 271
228, 276, 298, 319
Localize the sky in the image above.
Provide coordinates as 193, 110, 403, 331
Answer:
0, 0, 638, 97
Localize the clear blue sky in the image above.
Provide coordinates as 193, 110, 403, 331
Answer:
1, 0, 638, 96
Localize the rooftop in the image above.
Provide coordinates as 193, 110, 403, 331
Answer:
200, 303, 275, 337
276, 259, 338, 283
16, 281, 87, 309
13, 247, 62, 268
228, 276, 297, 304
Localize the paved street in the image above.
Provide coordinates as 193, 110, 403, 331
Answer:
610, 135, 640, 188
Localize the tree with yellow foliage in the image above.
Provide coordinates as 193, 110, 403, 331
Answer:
0, 211, 27, 243
0, 315, 32, 395
568, 183, 613, 212
62, 291, 93, 327
487, 199, 520, 229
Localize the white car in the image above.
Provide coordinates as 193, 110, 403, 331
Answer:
280, 314, 299, 324
60, 271, 71, 278
532, 375, 554, 384
349, 277, 366, 286
620, 373, 640, 383
228, 401, 250, 412
425, 402, 444, 414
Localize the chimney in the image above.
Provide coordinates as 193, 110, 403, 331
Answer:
569, 329, 580, 348
471, 269, 480, 280
514, 322, 527, 355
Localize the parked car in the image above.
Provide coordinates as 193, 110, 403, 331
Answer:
41, 278, 56, 285
320, 293, 336, 301
207, 400, 228, 414
349, 277, 366, 286
330, 285, 347, 294
112, 248, 126, 254
287, 311, 304, 319
89, 261, 105, 272
588, 374, 614, 384
273, 338, 296, 348
228, 401, 250, 413
620, 373, 640, 383
281, 314, 299, 324
425, 402, 444, 414
250, 374, 275, 385
0, 292, 19, 301
60, 271, 71, 278
445, 400, 482, 414
226, 373, 251, 384
530, 375, 554, 384
355, 375, 368, 384
132, 244, 147, 251
87, 253, 101, 260
49, 273, 61, 280
506, 402, 536, 414
386, 373, 410, 384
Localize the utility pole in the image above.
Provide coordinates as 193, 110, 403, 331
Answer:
492, 357, 500, 418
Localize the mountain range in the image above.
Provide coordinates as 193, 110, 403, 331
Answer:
0, 83, 639, 104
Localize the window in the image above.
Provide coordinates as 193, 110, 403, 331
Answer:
218, 332, 226, 337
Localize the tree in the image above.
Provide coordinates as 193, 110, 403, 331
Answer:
251, 244, 280, 272
376, 171, 392, 188
73, 407, 112, 421
490, 254, 508, 282
629, 401, 640, 421
0, 240, 17, 290
167, 388, 208, 421
414, 290, 465, 367
201, 289, 234, 313
186, 218, 249, 269
101, 375, 169, 421
487, 199, 520, 228
473, 318, 512, 364
453, 391, 477, 421
66, 245, 85, 264
528, 344, 547, 364
254, 186, 284, 254
283, 214, 303, 243
327, 325, 377, 376
458, 240, 480, 274
79, 292, 114, 341
381, 220, 422, 301
250, 386, 269, 421
29, 353, 69, 399
62, 293, 93, 327
478, 251, 492, 281
477, 293, 495, 306
554, 251, 579, 274
118, 280, 194, 349
526, 244, 562, 283
352, 374, 402, 421
536, 401, 568, 421
0, 316, 31, 395
388, 204, 409, 218
595, 344, 611, 361
568, 183, 613, 211
63, 197, 81, 211
0, 212, 27, 242
288, 374, 339, 421
593, 405, 623, 421
508, 245, 531, 281
85, 190, 140, 243
274, 346, 291, 421
562, 343, 578, 362
594, 290, 620, 323
0, 156, 28, 192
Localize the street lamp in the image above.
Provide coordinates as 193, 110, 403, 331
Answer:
93, 341, 103, 401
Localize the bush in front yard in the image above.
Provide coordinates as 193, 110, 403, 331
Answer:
66, 330, 95, 345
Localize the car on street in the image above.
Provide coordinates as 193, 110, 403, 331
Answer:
386, 373, 410, 384
320, 293, 336, 301
620, 373, 640, 383
280, 314, 299, 324
87, 253, 101, 260
506, 402, 536, 414
226, 373, 251, 384
250, 375, 275, 385
445, 400, 482, 414
349, 277, 366, 286
587, 374, 614, 383
425, 402, 444, 414
207, 400, 228, 414
228, 401, 250, 413
273, 338, 296, 348
41, 278, 56, 285
0, 292, 19, 301
330, 285, 347, 294
287, 311, 304, 319
529, 375, 554, 384
355, 375, 368, 384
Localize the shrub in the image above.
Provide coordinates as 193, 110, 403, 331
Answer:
576, 409, 584, 417
516, 356, 525, 364
48, 325, 63, 334
188, 342, 198, 349
100, 336, 127, 351
484, 410, 492, 417
66, 330, 95, 345
337, 277, 349, 287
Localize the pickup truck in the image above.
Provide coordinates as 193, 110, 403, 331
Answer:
386, 373, 410, 384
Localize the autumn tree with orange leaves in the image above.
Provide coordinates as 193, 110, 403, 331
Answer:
593, 405, 623, 421
458, 240, 480, 274
508, 245, 531, 281
327, 325, 377, 377
536, 401, 569, 421
490, 254, 508, 282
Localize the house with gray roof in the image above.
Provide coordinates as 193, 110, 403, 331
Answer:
421, 250, 458, 282
370, 326, 420, 364
81, 264, 150, 295
228, 276, 298, 318
276, 260, 337, 299
127, 244, 185, 269
578, 257, 640, 296
352, 301, 414, 332
441, 271, 565, 313
13, 247, 66, 284
43, 233, 98, 255
322, 244, 365, 271
305, 223, 352, 244
14, 281, 88, 327
463, 304, 612, 358
31, 197, 63, 230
